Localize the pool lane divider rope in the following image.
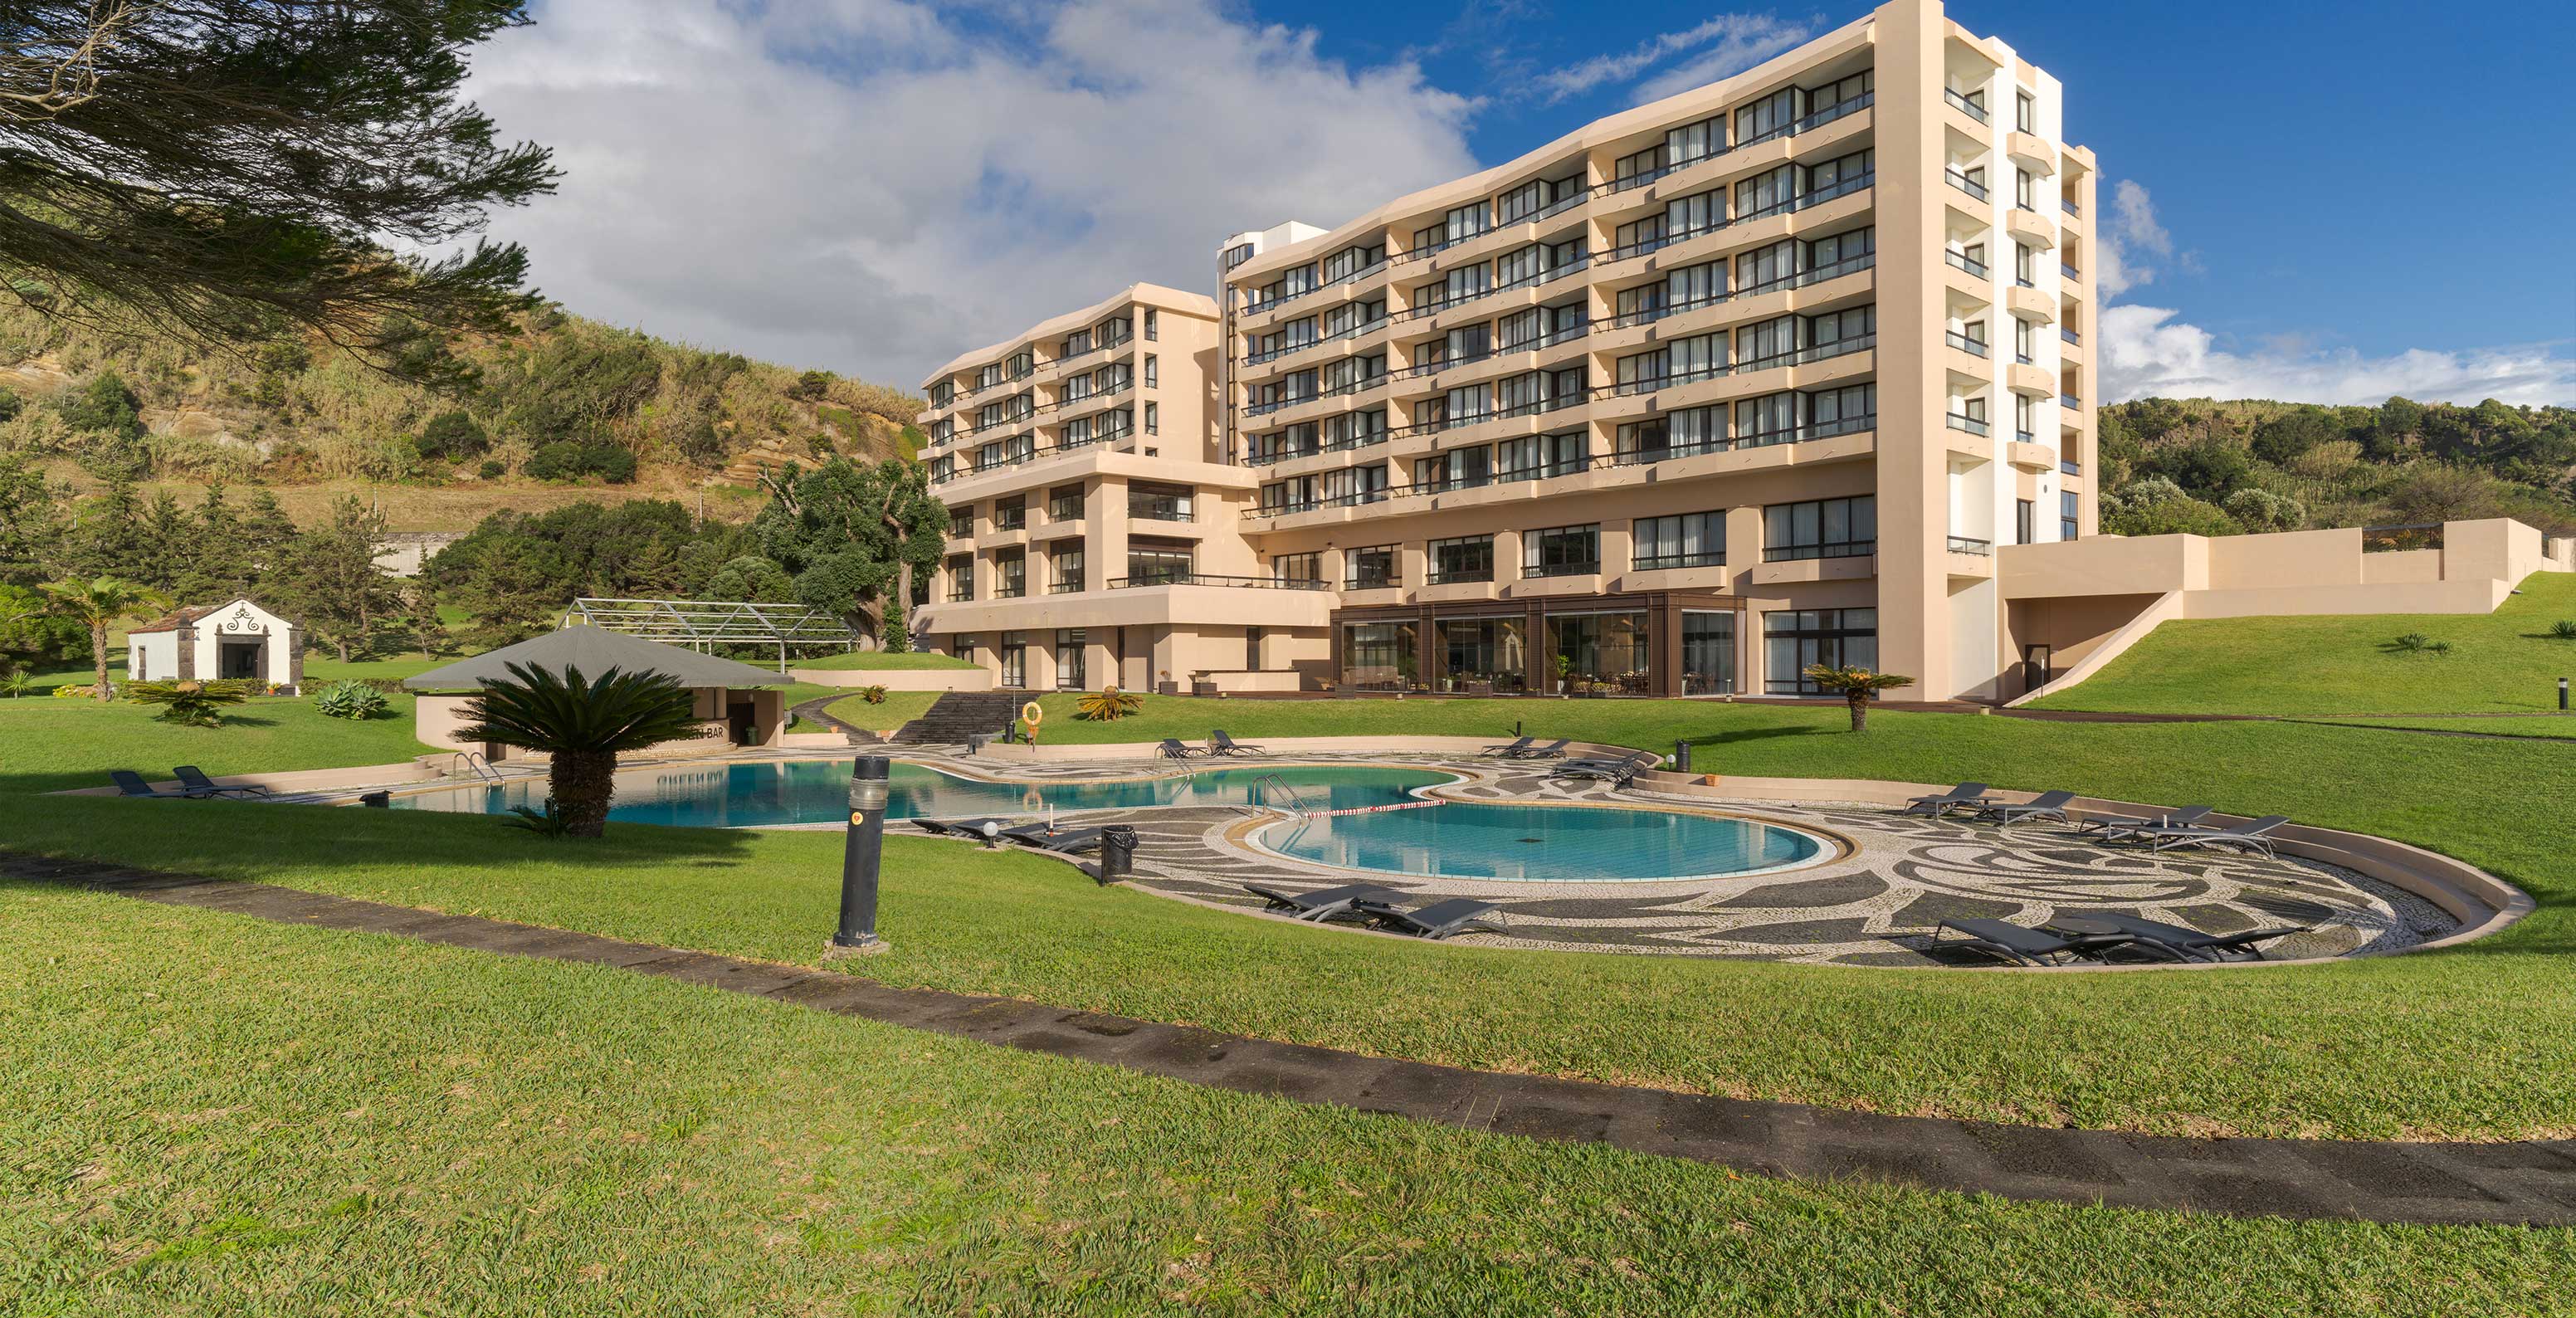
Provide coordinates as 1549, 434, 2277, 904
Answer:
19, 848, 2576, 1229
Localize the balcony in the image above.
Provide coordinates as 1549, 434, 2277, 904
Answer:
1946, 535, 1992, 556
1762, 540, 1875, 564
1424, 567, 1495, 586
1944, 88, 1989, 123
1128, 504, 1195, 523
1105, 573, 1330, 590
1944, 168, 1988, 202
1945, 331, 1989, 358
2061, 393, 2082, 410
1632, 551, 1725, 572
1946, 412, 1990, 437
1343, 575, 1400, 591
2061, 327, 2081, 346
1522, 559, 1601, 579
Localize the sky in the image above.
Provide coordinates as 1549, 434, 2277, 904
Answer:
461, 0, 2576, 407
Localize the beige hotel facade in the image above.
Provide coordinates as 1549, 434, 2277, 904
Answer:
918, 0, 2101, 700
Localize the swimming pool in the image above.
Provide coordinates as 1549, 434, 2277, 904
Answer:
388, 760, 1450, 829
1258, 802, 1830, 883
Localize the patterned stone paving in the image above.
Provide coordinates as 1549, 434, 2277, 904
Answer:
895, 751, 2453, 966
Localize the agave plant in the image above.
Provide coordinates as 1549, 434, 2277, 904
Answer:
452, 661, 702, 838
124, 678, 258, 728
2549, 620, 2576, 641
859, 684, 890, 705
1076, 686, 1144, 721
314, 679, 390, 720
1801, 664, 1916, 733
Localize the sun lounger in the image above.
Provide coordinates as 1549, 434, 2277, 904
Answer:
1900, 783, 1990, 817
1007, 826, 1108, 854
1158, 738, 1201, 760
1479, 736, 1534, 757
922, 816, 1021, 841
1550, 749, 1659, 784
2137, 814, 2292, 859
1242, 881, 1404, 922
2050, 911, 2313, 963
108, 770, 185, 799
173, 765, 271, 799
1508, 739, 1570, 759
2075, 805, 2213, 840
1930, 917, 2135, 967
1209, 730, 1266, 756
1974, 789, 2076, 827
1356, 896, 1505, 940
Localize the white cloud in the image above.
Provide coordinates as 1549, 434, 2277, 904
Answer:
463, 0, 1478, 387
2096, 183, 2576, 406
1534, 14, 1813, 107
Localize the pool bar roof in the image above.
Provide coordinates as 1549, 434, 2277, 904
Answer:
559, 597, 861, 673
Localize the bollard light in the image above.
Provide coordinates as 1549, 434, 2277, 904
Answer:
827, 756, 891, 957
2561, 677, 2569, 712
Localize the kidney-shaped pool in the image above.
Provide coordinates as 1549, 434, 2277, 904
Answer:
1257, 802, 1831, 883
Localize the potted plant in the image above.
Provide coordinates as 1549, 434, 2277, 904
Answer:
1155, 668, 1178, 697
1553, 655, 1573, 694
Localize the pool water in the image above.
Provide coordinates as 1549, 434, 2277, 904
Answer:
388, 760, 1450, 829
1261, 802, 1827, 882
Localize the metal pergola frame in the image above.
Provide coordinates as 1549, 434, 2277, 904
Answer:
561, 598, 861, 673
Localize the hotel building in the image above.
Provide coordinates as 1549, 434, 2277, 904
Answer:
916, 0, 2100, 700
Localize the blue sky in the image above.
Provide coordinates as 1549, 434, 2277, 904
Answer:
475, 0, 2576, 403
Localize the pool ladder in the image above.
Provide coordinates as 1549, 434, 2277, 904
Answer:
450, 750, 503, 783
1252, 773, 1319, 816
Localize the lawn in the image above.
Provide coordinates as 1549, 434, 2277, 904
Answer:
792, 649, 978, 671
2302, 715, 2576, 741
7, 703, 2575, 1141
2030, 569, 2576, 715
822, 689, 942, 732
0, 691, 433, 793
5, 883, 2566, 1316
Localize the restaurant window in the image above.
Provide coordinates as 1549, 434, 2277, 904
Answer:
998, 632, 1030, 689
1346, 544, 1398, 589
1523, 524, 1600, 578
1764, 609, 1878, 694
1341, 620, 1419, 691
1546, 612, 1651, 693
1763, 495, 1876, 561
1682, 612, 1736, 695
1438, 618, 1528, 694
1634, 511, 1725, 570
1427, 535, 1495, 584
1056, 629, 1087, 690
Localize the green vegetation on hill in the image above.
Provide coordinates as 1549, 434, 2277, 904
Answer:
2031, 569, 2576, 715
793, 650, 976, 671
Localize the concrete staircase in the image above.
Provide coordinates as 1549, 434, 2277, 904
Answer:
894, 691, 1024, 744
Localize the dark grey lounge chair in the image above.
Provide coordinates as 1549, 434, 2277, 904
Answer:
1242, 881, 1403, 922
173, 765, 270, 799
2050, 912, 2314, 963
2076, 805, 2213, 840
1158, 738, 1201, 760
1975, 789, 2076, 827
2138, 814, 2292, 859
1509, 739, 1571, 759
1901, 783, 1990, 817
1209, 730, 1266, 756
1008, 826, 1108, 854
1479, 736, 1534, 758
1550, 749, 1658, 785
926, 816, 1022, 841
109, 770, 184, 799
1357, 896, 1505, 940
1930, 917, 2137, 967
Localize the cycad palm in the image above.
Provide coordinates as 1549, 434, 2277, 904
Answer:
41, 577, 167, 702
454, 661, 703, 837
1802, 664, 1916, 732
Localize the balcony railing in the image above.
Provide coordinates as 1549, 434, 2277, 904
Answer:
1106, 573, 1331, 590
1762, 540, 1875, 564
2059, 459, 2082, 476
1944, 88, 1988, 122
1127, 503, 1195, 522
1632, 551, 1724, 571
2061, 328, 2081, 345
1947, 535, 1993, 556
1945, 331, 1989, 358
1945, 249, 1988, 278
1521, 559, 1600, 579
2060, 393, 2081, 409
1945, 168, 1988, 201
1425, 567, 1495, 585
1344, 575, 1399, 590
1046, 580, 1084, 595
2061, 198, 2082, 217
1946, 412, 1990, 437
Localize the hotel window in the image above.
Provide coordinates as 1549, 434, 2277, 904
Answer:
2014, 318, 2036, 364
1127, 482, 1194, 521
929, 418, 954, 443
1735, 392, 1798, 444
947, 506, 973, 538
929, 382, 952, 407
2061, 491, 2081, 541
1325, 242, 1387, 281
998, 632, 1028, 689
1666, 259, 1725, 311
994, 495, 1025, 530
1427, 535, 1495, 584
2015, 242, 2035, 287
2017, 499, 2037, 545
2016, 393, 2037, 442
1324, 408, 1388, 448
1325, 299, 1384, 337
1445, 201, 1491, 244
1665, 188, 1723, 239
1413, 445, 1490, 491
1443, 381, 1491, 426
1144, 402, 1158, 435
1809, 383, 1876, 437
1051, 544, 1086, 593
978, 362, 1004, 389
1616, 345, 1668, 395
1046, 486, 1084, 521
1807, 226, 1874, 272
1320, 461, 1389, 506
1613, 141, 1666, 188
1439, 262, 1490, 306
944, 554, 973, 601
1803, 149, 1873, 200
1007, 349, 1033, 378
1271, 552, 1323, 586
1494, 430, 1581, 479
1497, 177, 1546, 225
1634, 512, 1725, 570
1808, 305, 1875, 354
1144, 308, 1159, 340
1763, 495, 1876, 562
1259, 476, 1315, 515
1614, 211, 1666, 256
1143, 355, 1157, 388
993, 549, 1026, 598
1667, 331, 1725, 383
1525, 524, 1599, 578
1125, 539, 1193, 584
1734, 85, 1798, 144
2015, 168, 2035, 211
1062, 372, 1095, 403
1812, 69, 1873, 111
1764, 609, 1877, 695
1735, 237, 1796, 290
1346, 545, 1398, 588
1739, 315, 1797, 369
1665, 113, 1725, 165
1734, 164, 1795, 218
1062, 327, 1094, 359
2015, 90, 2037, 133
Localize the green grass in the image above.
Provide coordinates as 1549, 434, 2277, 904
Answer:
7, 701, 2574, 1142
300, 653, 449, 683
792, 649, 977, 671
0, 692, 433, 793
2301, 715, 2576, 740
822, 689, 942, 732
7, 883, 2568, 1316
2032, 571, 2576, 715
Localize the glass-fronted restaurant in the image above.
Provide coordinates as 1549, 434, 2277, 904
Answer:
1331, 591, 1742, 696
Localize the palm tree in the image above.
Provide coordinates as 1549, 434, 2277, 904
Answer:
452, 661, 704, 838
1802, 664, 1916, 732
41, 577, 168, 703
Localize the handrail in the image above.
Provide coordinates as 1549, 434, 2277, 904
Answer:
451, 750, 501, 783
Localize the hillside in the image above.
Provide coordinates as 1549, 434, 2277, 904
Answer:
0, 300, 925, 528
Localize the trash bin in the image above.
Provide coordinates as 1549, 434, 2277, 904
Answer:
1672, 740, 1690, 774
1098, 825, 1139, 882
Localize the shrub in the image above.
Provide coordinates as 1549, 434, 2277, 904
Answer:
314, 678, 391, 720
2549, 620, 2576, 640
524, 441, 637, 484
51, 682, 96, 699
1076, 686, 1144, 721
2388, 633, 2454, 657
414, 410, 490, 461
124, 678, 257, 727
858, 684, 888, 705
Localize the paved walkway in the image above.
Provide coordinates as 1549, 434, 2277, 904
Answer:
21, 850, 2574, 1228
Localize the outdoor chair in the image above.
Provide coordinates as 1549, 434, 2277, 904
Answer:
2135, 814, 2292, 859
1242, 881, 1404, 922
1355, 896, 1505, 940
1900, 783, 1990, 817
1973, 789, 2077, 827
1508, 739, 1571, 759
1479, 736, 1534, 758
1209, 730, 1266, 756
2074, 805, 2213, 842
2046, 911, 2313, 963
173, 765, 271, 799
1158, 739, 1202, 760
1929, 917, 2138, 967
1549, 750, 1659, 785
108, 769, 184, 799
925, 817, 1021, 842
1008, 826, 1108, 854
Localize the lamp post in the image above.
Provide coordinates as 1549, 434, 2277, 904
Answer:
2561, 677, 2569, 712
827, 755, 891, 958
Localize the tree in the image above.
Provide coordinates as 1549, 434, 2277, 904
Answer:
414, 409, 488, 461
273, 495, 401, 661
0, 2, 557, 373
0, 583, 84, 674
40, 575, 164, 700
751, 457, 945, 646
2382, 464, 2502, 527
452, 661, 702, 838
2222, 488, 2306, 534
450, 535, 568, 650
1801, 665, 1915, 733
67, 476, 146, 576
0, 452, 70, 583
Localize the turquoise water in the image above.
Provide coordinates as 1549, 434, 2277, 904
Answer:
1261, 803, 1827, 882
388, 760, 1449, 829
